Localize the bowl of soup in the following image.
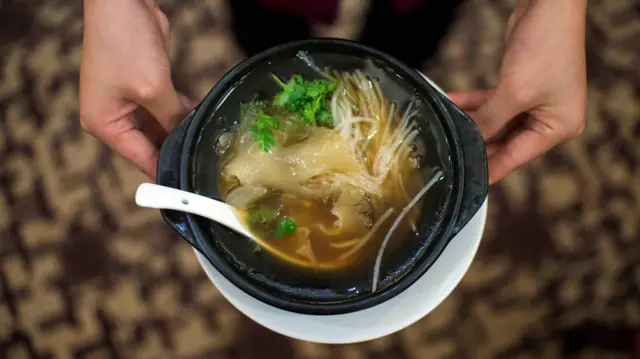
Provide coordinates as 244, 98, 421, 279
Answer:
156, 38, 488, 316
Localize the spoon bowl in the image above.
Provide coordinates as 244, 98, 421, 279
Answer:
135, 183, 349, 269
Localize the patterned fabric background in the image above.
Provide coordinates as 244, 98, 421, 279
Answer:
1, 0, 639, 358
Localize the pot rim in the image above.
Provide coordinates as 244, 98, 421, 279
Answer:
177, 38, 466, 314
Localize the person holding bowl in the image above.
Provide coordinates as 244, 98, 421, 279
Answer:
79, 0, 587, 184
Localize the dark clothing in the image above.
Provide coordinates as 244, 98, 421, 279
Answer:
252, 0, 435, 24
229, 0, 465, 69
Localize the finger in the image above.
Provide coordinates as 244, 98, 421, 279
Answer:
448, 90, 500, 159
484, 141, 500, 158
135, 76, 190, 133
94, 114, 160, 179
178, 92, 199, 110
487, 127, 558, 184
132, 107, 169, 149
447, 89, 495, 111
107, 128, 159, 179
472, 86, 528, 141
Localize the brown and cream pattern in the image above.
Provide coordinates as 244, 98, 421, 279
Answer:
1, 0, 639, 358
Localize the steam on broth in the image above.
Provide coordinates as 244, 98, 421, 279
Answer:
216, 52, 443, 292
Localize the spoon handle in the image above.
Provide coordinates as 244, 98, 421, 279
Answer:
135, 183, 253, 238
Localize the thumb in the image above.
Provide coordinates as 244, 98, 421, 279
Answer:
178, 93, 199, 111
470, 86, 526, 141
487, 125, 557, 184
447, 89, 495, 111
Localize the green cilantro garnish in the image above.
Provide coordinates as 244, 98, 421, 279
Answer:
248, 112, 281, 152
276, 217, 297, 237
243, 74, 338, 153
248, 208, 297, 238
316, 108, 332, 127
271, 74, 337, 126
272, 74, 307, 110
248, 207, 278, 226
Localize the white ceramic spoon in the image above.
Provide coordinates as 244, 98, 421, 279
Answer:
135, 183, 255, 239
135, 183, 327, 268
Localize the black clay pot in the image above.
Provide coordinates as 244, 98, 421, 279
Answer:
156, 38, 488, 315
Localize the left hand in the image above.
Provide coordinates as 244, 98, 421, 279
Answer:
448, 0, 588, 184
80, 0, 195, 179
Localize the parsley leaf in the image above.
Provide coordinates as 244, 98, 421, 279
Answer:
276, 217, 297, 237
245, 74, 338, 152
316, 108, 332, 126
271, 74, 337, 127
249, 112, 281, 152
272, 74, 306, 110
248, 207, 279, 226
305, 79, 337, 98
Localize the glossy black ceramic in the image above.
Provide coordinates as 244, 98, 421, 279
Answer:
156, 38, 488, 315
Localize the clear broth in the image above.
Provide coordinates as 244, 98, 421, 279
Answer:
192, 50, 453, 301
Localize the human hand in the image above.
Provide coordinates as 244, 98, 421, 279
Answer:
80, 0, 195, 178
448, 0, 587, 184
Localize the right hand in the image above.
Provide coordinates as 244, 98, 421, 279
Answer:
80, 0, 195, 178
448, 0, 587, 184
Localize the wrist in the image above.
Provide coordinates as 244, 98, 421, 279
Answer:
529, 0, 588, 10
83, 0, 104, 19
83, 0, 141, 16
83, 0, 104, 11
